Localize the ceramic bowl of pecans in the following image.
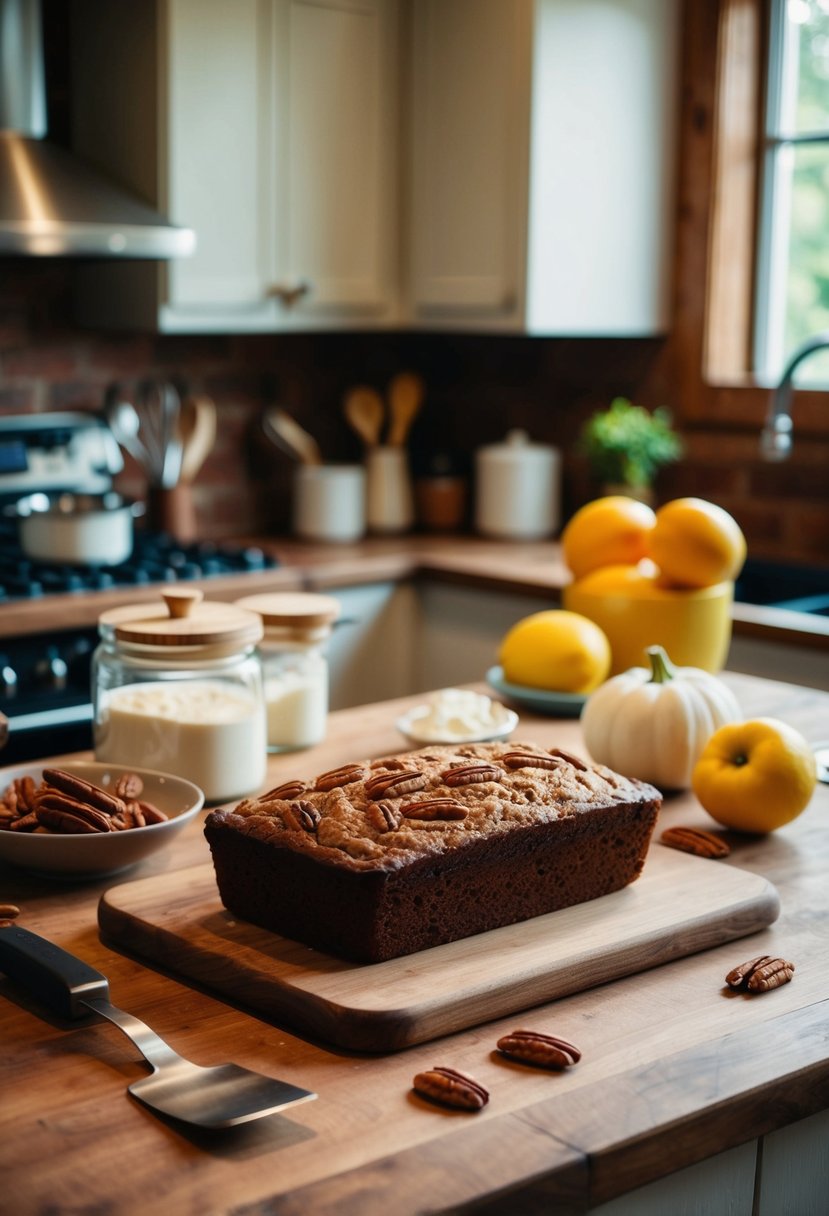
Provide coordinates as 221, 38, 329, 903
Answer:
0, 761, 204, 879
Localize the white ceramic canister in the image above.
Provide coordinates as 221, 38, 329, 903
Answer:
92, 588, 266, 803
293, 464, 366, 542
236, 592, 340, 753
474, 429, 561, 539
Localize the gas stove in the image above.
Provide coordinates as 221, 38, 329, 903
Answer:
0, 517, 273, 600
0, 412, 278, 763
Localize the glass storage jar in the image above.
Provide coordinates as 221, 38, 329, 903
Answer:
92, 588, 266, 802
235, 592, 340, 753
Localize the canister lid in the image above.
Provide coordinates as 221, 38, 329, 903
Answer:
235, 592, 341, 631
99, 588, 264, 649
477, 429, 559, 460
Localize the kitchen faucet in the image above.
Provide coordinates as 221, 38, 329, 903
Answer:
761, 330, 829, 460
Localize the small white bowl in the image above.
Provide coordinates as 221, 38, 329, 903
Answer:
0, 761, 204, 879
396, 693, 519, 747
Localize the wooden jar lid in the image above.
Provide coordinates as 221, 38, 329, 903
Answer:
235, 592, 341, 631
99, 588, 263, 648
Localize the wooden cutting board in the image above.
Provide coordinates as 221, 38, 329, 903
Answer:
98, 847, 780, 1052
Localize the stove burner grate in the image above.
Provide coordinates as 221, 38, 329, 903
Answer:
0, 521, 277, 601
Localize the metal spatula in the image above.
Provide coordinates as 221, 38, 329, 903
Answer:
0, 925, 316, 1129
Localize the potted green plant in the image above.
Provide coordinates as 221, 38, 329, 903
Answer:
577, 397, 683, 501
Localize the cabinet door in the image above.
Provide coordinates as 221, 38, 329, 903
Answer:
525, 0, 679, 335
72, 0, 399, 332
408, 0, 534, 326
269, 0, 400, 324
406, 0, 678, 336
169, 0, 400, 328
165, 0, 266, 315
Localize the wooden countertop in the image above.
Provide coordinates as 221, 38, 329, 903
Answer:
1, 534, 828, 653
1, 674, 828, 1214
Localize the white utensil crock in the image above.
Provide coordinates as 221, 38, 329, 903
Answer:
366, 446, 415, 535
293, 465, 366, 542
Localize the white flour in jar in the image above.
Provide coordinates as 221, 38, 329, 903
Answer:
264, 666, 327, 750
95, 680, 266, 802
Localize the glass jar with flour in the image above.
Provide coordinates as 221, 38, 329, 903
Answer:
235, 592, 340, 753
92, 588, 266, 803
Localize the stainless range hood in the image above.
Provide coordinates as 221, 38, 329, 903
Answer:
0, 0, 194, 257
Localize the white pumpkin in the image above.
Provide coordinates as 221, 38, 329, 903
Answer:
581, 645, 742, 790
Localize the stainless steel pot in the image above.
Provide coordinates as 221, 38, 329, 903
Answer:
10, 492, 143, 566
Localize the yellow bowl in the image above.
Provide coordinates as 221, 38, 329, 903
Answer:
563, 566, 733, 674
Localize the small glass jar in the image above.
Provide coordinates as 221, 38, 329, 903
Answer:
92, 587, 266, 803
235, 592, 340, 753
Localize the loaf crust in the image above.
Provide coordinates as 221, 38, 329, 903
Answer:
204, 741, 661, 963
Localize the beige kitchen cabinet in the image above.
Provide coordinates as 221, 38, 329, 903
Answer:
588, 1109, 829, 1215
406, 0, 680, 334
70, 0, 401, 332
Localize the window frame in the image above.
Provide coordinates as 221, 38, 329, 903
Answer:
674, 0, 829, 438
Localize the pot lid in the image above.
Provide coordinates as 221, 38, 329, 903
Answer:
235, 592, 341, 631
99, 588, 263, 649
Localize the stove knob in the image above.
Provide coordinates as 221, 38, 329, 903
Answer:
35, 646, 68, 691
0, 656, 18, 700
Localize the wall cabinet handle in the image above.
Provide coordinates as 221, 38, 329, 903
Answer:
266, 280, 312, 308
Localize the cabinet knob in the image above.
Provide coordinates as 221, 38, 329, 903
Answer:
266, 281, 312, 308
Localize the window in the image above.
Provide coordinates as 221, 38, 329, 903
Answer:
755, 0, 829, 384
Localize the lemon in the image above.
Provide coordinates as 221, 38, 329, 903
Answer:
649, 497, 747, 589
692, 717, 817, 833
561, 496, 656, 581
498, 610, 611, 694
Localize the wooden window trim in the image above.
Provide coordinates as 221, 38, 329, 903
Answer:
704, 0, 763, 386
673, 0, 829, 438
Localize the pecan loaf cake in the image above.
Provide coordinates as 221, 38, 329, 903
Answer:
203, 741, 661, 963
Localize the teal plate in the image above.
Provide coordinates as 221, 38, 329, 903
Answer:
485, 666, 587, 718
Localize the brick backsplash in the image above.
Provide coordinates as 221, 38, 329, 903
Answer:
1, 263, 827, 566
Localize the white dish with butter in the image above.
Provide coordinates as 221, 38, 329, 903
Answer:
396, 688, 518, 746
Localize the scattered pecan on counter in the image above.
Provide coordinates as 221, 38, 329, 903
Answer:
726, 955, 795, 993
496, 1029, 582, 1070
660, 825, 731, 859
412, 1067, 490, 1111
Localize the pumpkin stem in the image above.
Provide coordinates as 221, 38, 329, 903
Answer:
646, 645, 676, 684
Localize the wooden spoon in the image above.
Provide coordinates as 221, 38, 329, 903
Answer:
179, 395, 217, 483
263, 407, 322, 464
387, 372, 424, 447
343, 385, 384, 449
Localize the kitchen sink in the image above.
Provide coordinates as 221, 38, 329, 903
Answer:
770, 593, 829, 617
735, 559, 829, 615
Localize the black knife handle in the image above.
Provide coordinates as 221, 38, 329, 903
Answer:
0, 924, 109, 1019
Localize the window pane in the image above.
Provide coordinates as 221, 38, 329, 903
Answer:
755, 0, 829, 380
789, 0, 829, 133
784, 142, 829, 380
777, 139, 829, 374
